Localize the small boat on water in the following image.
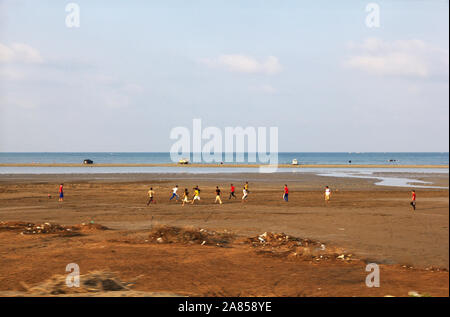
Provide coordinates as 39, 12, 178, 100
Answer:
291, 159, 299, 165
178, 158, 189, 165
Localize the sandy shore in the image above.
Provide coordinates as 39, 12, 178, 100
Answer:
0, 163, 448, 168
0, 172, 448, 296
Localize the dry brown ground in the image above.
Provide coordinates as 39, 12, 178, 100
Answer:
0, 172, 448, 296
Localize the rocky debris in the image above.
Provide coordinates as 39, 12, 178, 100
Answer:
247, 232, 319, 248
424, 266, 447, 272
0, 221, 108, 236
402, 265, 415, 269
148, 225, 235, 247
0, 221, 34, 232
71, 223, 109, 232
407, 291, 431, 297
336, 254, 353, 261
245, 232, 355, 262
21, 271, 133, 295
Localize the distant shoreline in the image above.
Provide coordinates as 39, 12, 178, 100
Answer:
0, 163, 448, 168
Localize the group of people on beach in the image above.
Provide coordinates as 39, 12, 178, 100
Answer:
145, 184, 418, 210
55, 182, 417, 210
147, 182, 251, 206
146, 182, 335, 206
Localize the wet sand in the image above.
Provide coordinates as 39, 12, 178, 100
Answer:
0, 172, 448, 296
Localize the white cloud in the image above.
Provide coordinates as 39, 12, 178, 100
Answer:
0, 42, 143, 110
200, 54, 282, 75
0, 42, 43, 64
344, 38, 448, 79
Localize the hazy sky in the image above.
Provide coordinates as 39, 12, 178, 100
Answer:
0, 0, 448, 152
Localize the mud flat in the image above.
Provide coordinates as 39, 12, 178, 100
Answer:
0, 172, 448, 296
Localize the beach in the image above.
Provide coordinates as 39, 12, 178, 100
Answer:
0, 171, 448, 296
2, 0, 448, 303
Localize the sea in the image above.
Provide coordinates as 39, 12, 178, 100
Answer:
0, 152, 448, 165
0, 152, 448, 188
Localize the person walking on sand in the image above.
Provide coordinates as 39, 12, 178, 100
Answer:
215, 186, 223, 204
192, 186, 201, 204
283, 184, 289, 202
182, 188, 191, 206
410, 190, 416, 211
242, 187, 248, 203
147, 187, 155, 205
170, 185, 179, 201
324, 186, 331, 203
58, 183, 64, 202
244, 181, 249, 193
229, 183, 236, 199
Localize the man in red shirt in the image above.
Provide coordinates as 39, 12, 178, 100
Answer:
229, 184, 236, 199
410, 190, 416, 210
58, 183, 64, 202
283, 184, 289, 202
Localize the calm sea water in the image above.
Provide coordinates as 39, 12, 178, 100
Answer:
0, 153, 448, 188
0, 152, 448, 165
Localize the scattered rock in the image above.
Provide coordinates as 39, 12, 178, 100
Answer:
0, 221, 108, 236
148, 225, 235, 246
245, 232, 355, 262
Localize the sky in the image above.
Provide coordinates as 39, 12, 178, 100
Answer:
0, 0, 448, 152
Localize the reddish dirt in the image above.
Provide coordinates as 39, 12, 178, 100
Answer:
0, 225, 447, 297
0, 173, 448, 296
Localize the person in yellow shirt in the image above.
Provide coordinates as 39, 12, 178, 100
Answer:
191, 186, 201, 204
182, 188, 191, 206
147, 187, 155, 205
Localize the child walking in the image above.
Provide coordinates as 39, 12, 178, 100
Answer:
410, 190, 416, 210
283, 184, 289, 202
147, 187, 155, 205
58, 184, 64, 202
324, 186, 331, 203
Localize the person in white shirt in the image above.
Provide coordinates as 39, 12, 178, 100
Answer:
170, 185, 179, 201
242, 187, 248, 203
324, 186, 331, 203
